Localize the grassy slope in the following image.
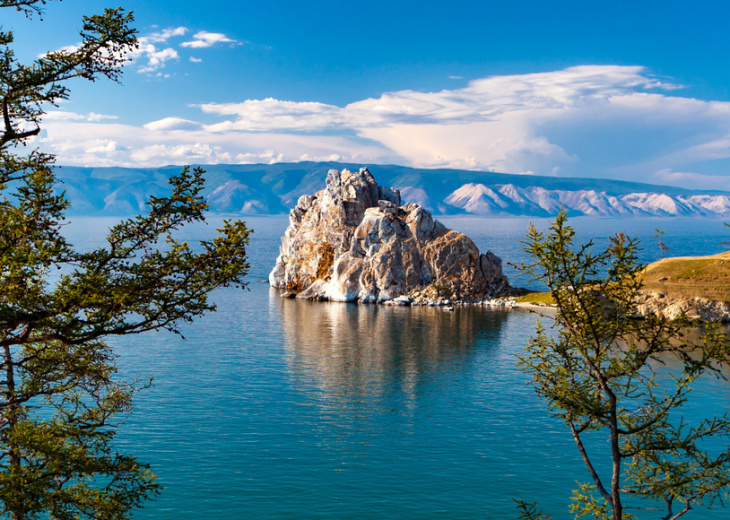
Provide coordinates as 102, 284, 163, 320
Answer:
517, 252, 730, 305
641, 252, 730, 302
515, 292, 556, 305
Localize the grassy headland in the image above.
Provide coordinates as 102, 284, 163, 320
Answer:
515, 291, 556, 305
511, 251, 730, 306
641, 251, 730, 302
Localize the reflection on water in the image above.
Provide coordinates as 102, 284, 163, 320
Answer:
275, 289, 511, 411
65, 217, 730, 519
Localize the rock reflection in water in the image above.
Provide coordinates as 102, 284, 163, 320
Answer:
275, 288, 511, 412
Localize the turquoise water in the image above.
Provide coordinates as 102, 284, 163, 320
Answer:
63, 216, 730, 519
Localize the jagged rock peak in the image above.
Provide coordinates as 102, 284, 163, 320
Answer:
269, 168, 509, 304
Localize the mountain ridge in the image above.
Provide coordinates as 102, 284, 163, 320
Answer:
53, 162, 730, 217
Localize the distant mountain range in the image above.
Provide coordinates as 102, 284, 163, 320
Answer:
54, 162, 730, 218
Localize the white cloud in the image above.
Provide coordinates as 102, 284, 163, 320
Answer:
653, 169, 730, 192
198, 98, 351, 131
45, 26, 239, 76
188, 66, 680, 174
33, 120, 398, 168
42, 44, 79, 56
131, 27, 239, 73
124, 27, 189, 73
143, 26, 188, 43
298, 153, 343, 162
144, 117, 202, 131
235, 151, 285, 164
29, 65, 730, 190
49, 26, 189, 74
201, 66, 730, 185
44, 111, 118, 122
196, 66, 670, 132
85, 139, 117, 154
129, 143, 225, 162
181, 31, 238, 49
136, 47, 179, 73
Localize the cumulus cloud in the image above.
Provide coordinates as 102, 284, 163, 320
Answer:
129, 143, 224, 163
49, 26, 188, 74
131, 27, 238, 72
30, 65, 730, 190
131, 26, 203, 73
46, 25, 240, 76
136, 47, 179, 73
190, 65, 695, 174
181, 31, 239, 49
197, 65, 668, 131
198, 99, 351, 131
34, 120, 399, 168
84, 139, 118, 154
143, 26, 188, 43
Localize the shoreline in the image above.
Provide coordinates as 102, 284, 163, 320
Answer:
276, 286, 730, 323
277, 287, 558, 314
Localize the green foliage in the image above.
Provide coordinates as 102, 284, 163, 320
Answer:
515, 499, 552, 519
0, 1, 251, 519
517, 210, 730, 520
569, 484, 628, 520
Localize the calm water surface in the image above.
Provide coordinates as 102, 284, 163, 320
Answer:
63, 215, 730, 519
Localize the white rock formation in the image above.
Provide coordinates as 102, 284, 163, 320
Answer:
269, 168, 509, 303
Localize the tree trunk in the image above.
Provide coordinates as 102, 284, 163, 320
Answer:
3, 344, 23, 520
610, 404, 623, 520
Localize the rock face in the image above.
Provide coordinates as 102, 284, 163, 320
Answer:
634, 291, 730, 323
269, 168, 509, 303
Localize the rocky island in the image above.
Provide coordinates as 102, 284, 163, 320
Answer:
269, 168, 509, 304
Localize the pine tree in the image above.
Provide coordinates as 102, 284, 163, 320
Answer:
0, 2, 251, 518
517, 210, 730, 520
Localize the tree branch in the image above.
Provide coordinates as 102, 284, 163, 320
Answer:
570, 422, 614, 505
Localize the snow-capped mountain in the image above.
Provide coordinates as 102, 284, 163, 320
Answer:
53, 162, 730, 218
438, 183, 730, 217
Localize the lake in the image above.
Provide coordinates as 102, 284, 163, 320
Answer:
64, 215, 730, 519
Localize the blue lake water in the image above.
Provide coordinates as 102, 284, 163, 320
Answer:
63, 215, 730, 519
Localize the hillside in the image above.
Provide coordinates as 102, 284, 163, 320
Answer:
641, 252, 730, 302
54, 162, 730, 217
511, 253, 730, 322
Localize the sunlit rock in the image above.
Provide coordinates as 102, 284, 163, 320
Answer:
634, 291, 730, 322
269, 168, 510, 303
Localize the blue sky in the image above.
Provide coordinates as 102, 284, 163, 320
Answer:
6, 0, 730, 190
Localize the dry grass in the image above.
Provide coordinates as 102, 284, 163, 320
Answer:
510, 252, 730, 307
515, 291, 555, 305
641, 251, 730, 302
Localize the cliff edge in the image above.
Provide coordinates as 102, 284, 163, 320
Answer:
634, 252, 730, 322
269, 168, 509, 304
